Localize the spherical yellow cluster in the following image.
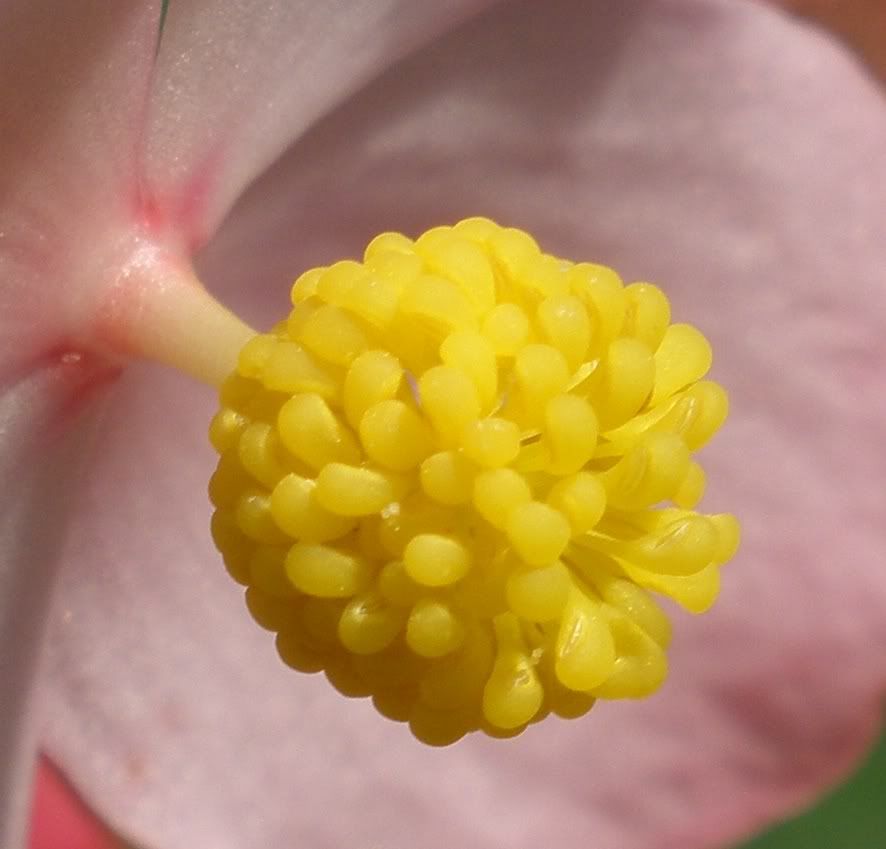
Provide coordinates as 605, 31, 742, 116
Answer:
208, 218, 739, 745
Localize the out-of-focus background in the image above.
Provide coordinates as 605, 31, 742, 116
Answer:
733, 725, 885, 848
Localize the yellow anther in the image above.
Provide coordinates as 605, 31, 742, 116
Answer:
377, 559, 424, 606
270, 473, 355, 543
488, 226, 541, 282
208, 453, 249, 510
352, 646, 423, 694
340, 270, 404, 329
622, 282, 671, 351
338, 591, 404, 654
237, 333, 276, 378
363, 231, 415, 260
472, 468, 532, 529
408, 703, 474, 747
506, 501, 572, 567
630, 512, 721, 575
601, 432, 690, 511
711, 513, 742, 563
591, 573, 672, 649
440, 331, 498, 411
590, 338, 656, 430
452, 216, 499, 242
277, 394, 360, 470
418, 365, 481, 444
359, 400, 433, 472
342, 349, 404, 430
555, 589, 616, 692
377, 493, 451, 557
276, 624, 326, 674
315, 463, 401, 516
415, 230, 496, 315
669, 381, 729, 451
299, 597, 343, 650
400, 275, 478, 336
325, 656, 372, 698
517, 253, 571, 300
419, 626, 494, 711
650, 323, 713, 406
403, 533, 472, 587
461, 418, 521, 468
293, 303, 371, 367
238, 421, 289, 489
364, 249, 422, 289
249, 547, 296, 599
482, 303, 531, 356
514, 344, 570, 421
245, 587, 295, 632
235, 490, 287, 544
420, 450, 475, 505
674, 460, 706, 510
290, 267, 324, 304
208, 407, 248, 454
567, 262, 626, 348
506, 559, 571, 622
406, 599, 466, 658
219, 371, 258, 409
482, 613, 544, 730
543, 394, 598, 475
591, 612, 667, 699
208, 218, 738, 744
316, 260, 369, 308
537, 295, 592, 371
210, 510, 251, 585
547, 472, 606, 535
261, 340, 341, 400
285, 543, 373, 598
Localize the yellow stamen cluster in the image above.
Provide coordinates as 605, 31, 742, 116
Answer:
208, 218, 739, 745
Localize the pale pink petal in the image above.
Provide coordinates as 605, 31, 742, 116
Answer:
765, 0, 886, 81
0, 367, 106, 849
0, 3, 160, 846
44, 3, 886, 849
0, 2, 161, 371
141, 0, 498, 250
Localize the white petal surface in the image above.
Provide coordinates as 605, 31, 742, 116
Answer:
44, 3, 886, 849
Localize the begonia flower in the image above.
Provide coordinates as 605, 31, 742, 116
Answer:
1, 2, 884, 849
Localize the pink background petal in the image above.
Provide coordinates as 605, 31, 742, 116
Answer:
42, 2, 886, 849
142, 0, 498, 250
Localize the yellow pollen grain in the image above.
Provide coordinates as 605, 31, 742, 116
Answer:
404, 533, 472, 587
461, 418, 521, 468
315, 463, 400, 517
207, 217, 739, 745
506, 501, 572, 567
472, 468, 532, 529
420, 450, 475, 505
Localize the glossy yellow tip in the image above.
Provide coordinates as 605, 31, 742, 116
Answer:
208, 218, 740, 745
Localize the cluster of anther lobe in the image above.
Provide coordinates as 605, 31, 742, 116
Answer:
208, 218, 739, 745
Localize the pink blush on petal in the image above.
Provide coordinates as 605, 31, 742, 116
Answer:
28, 756, 118, 849
35, 350, 122, 433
